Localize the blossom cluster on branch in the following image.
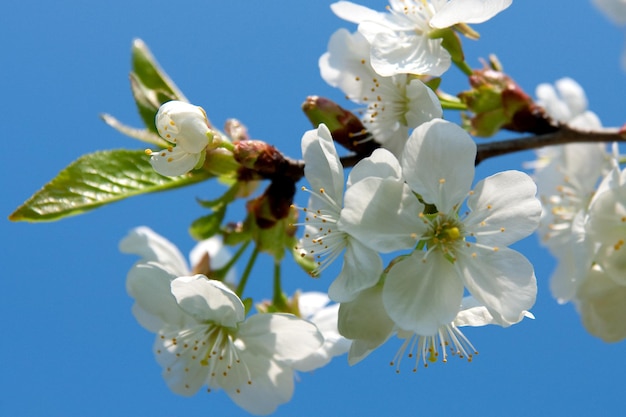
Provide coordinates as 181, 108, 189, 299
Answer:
9, 0, 626, 415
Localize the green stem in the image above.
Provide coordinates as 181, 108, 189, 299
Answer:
272, 261, 288, 311
214, 240, 250, 280
441, 100, 468, 111
454, 59, 473, 76
236, 245, 259, 297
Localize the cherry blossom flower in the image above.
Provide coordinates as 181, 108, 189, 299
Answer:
120, 228, 324, 415
319, 28, 442, 156
147, 100, 216, 176
330, 0, 512, 77
339, 119, 540, 335
295, 124, 383, 302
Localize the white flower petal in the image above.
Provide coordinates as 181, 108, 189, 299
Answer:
578, 265, 626, 342
455, 296, 534, 327
365, 23, 451, 76
170, 276, 245, 328
319, 29, 373, 100
404, 78, 443, 125
347, 148, 403, 187
430, 0, 512, 28
156, 100, 210, 153
126, 262, 187, 330
297, 292, 330, 318
225, 355, 294, 416
293, 303, 350, 372
402, 119, 476, 213
119, 226, 189, 276
465, 170, 541, 247
383, 251, 464, 335
302, 124, 344, 204
238, 314, 323, 363
340, 176, 425, 252
331, 1, 385, 24
150, 145, 201, 177
328, 239, 383, 302
338, 285, 395, 364
457, 246, 537, 325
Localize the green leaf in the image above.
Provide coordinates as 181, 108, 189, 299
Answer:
189, 206, 227, 240
9, 149, 212, 222
130, 39, 188, 133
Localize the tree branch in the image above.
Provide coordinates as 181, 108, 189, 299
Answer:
474, 126, 625, 165
256, 126, 625, 183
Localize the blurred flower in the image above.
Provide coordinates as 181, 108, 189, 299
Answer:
319, 28, 442, 156
576, 163, 626, 342
148, 100, 215, 176
290, 291, 351, 371
529, 78, 611, 302
330, 0, 511, 77
593, 0, 626, 25
339, 119, 540, 335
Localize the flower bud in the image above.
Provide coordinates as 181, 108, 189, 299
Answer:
148, 100, 215, 176
458, 68, 555, 137
224, 118, 250, 142
302, 96, 378, 155
156, 100, 213, 152
233, 140, 296, 179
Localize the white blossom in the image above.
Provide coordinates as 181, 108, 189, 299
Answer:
330, 0, 511, 77
339, 119, 540, 335
120, 228, 323, 415
148, 100, 215, 176
320, 28, 442, 156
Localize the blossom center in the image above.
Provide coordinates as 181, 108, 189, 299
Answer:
421, 213, 465, 261
158, 323, 252, 393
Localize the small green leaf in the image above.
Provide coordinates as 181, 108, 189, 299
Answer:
189, 206, 227, 240
130, 39, 188, 132
9, 149, 212, 222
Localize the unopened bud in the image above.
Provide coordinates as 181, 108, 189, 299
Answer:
459, 68, 555, 137
224, 118, 250, 142
233, 140, 288, 177
302, 96, 378, 154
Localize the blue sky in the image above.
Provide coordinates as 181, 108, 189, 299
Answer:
3, 1, 626, 416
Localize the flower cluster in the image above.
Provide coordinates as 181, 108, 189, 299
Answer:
296, 119, 540, 367
530, 78, 626, 342
117, 3, 625, 415
120, 227, 347, 415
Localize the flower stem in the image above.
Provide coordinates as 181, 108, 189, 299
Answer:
215, 240, 250, 281
236, 245, 259, 297
272, 260, 288, 311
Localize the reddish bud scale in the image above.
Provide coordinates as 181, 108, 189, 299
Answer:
302, 96, 379, 155
459, 68, 557, 137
